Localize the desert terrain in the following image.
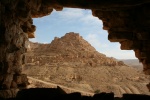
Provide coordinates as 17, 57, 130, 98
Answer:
24, 32, 150, 97
121, 59, 143, 70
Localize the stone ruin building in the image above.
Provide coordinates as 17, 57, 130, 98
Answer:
0, 0, 150, 99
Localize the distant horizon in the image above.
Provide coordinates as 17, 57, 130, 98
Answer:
29, 39, 138, 60
118, 58, 139, 60
30, 8, 137, 59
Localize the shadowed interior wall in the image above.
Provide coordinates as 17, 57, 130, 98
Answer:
0, 0, 150, 98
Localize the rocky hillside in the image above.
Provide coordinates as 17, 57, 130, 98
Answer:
27, 32, 124, 67
24, 32, 150, 97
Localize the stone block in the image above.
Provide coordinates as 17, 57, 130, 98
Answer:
120, 40, 141, 50
2, 74, 13, 89
108, 31, 133, 42
28, 32, 35, 38
22, 54, 26, 65
103, 21, 110, 30
144, 69, 150, 75
13, 33, 25, 49
13, 74, 29, 87
13, 75, 22, 84
134, 50, 148, 59
0, 89, 19, 99
54, 6, 63, 11
134, 49, 141, 58
136, 32, 150, 40
6, 53, 14, 62
140, 52, 147, 59
142, 41, 150, 51
147, 83, 150, 92
10, 81, 18, 88
28, 25, 36, 33
92, 9, 97, 17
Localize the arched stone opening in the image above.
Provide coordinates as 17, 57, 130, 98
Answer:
0, 0, 150, 98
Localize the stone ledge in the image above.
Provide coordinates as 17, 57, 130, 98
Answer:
0, 89, 19, 99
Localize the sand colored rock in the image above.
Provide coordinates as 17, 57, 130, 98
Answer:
1, 0, 150, 98
26, 32, 124, 67
24, 32, 150, 97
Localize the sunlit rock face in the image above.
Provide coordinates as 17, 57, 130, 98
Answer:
0, 0, 150, 98
26, 32, 125, 67
25, 32, 150, 97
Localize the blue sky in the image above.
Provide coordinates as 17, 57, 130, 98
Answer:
30, 8, 136, 59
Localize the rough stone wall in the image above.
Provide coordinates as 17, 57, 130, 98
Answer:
91, 3, 150, 91
0, 0, 150, 98
0, 0, 37, 98
92, 4, 150, 73
0, 0, 55, 98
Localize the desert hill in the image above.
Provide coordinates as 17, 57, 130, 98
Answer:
121, 59, 143, 70
24, 32, 150, 97
27, 32, 124, 67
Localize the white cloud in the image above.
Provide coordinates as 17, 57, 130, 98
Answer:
80, 12, 102, 26
56, 8, 102, 26
98, 43, 136, 59
57, 8, 84, 19
85, 33, 109, 49
85, 33, 136, 59
101, 48, 136, 59
29, 38, 37, 42
43, 42, 49, 44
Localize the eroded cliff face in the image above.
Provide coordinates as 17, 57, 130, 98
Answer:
0, 0, 150, 98
26, 32, 125, 67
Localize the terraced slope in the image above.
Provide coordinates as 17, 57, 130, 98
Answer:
24, 32, 150, 97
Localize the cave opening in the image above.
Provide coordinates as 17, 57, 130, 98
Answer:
30, 8, 136, 59
23, 8, 149, 97
0, 0, 150, 99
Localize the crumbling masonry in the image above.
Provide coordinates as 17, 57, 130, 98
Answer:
0, 0, 150, 98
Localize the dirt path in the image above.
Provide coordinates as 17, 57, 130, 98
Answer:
27, 77, 149, 97
27, 76, 94, 96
